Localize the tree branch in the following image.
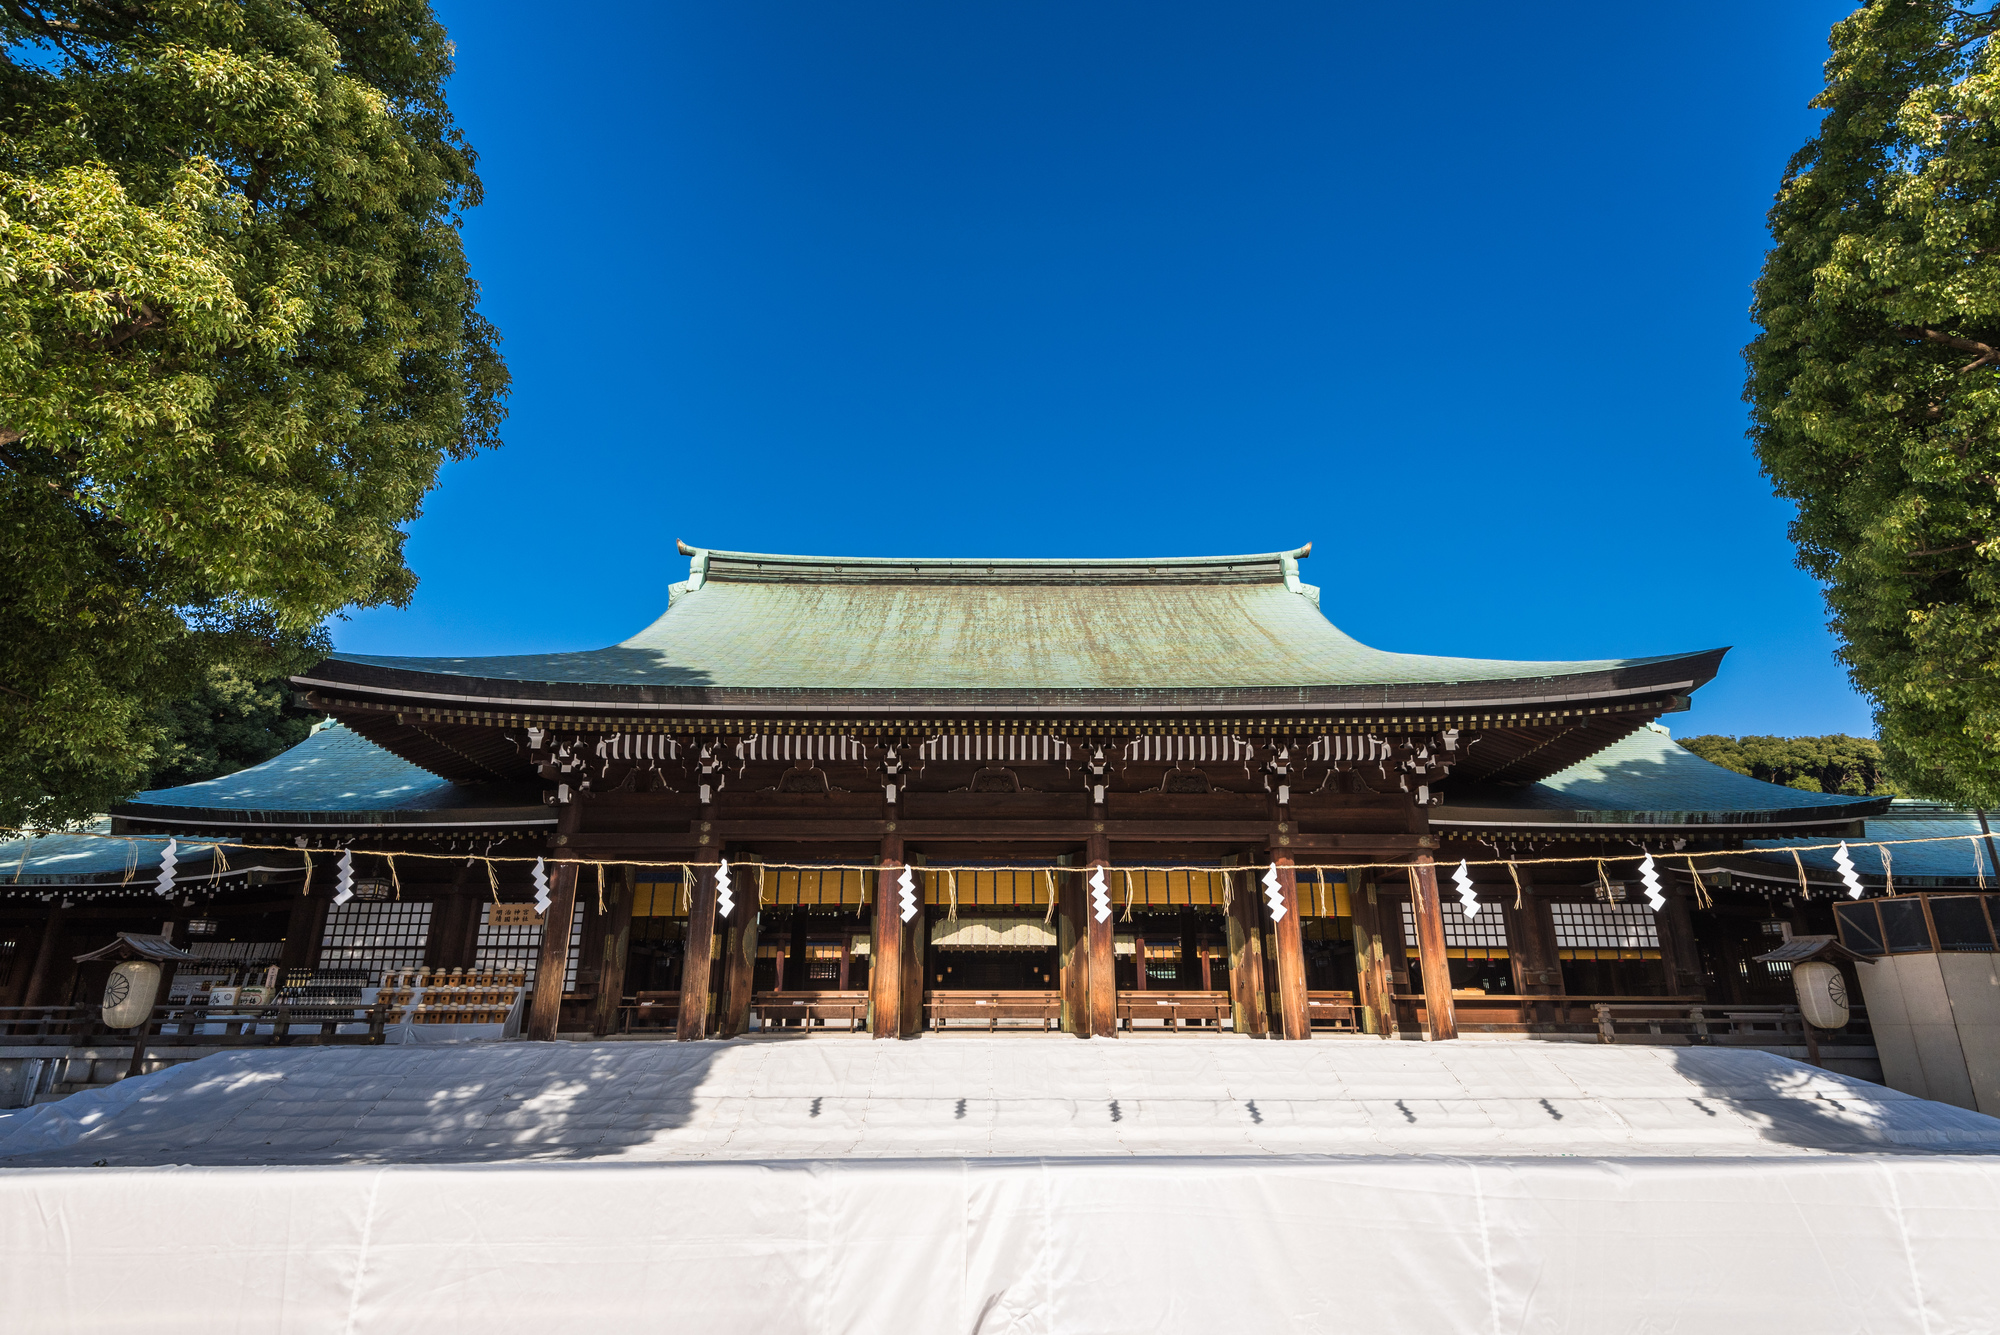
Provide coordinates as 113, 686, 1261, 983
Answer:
1913, 327, 2000, 372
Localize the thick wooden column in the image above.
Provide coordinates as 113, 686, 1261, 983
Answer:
590, 866, 634, 1036
19, 901, 69, 1009
1267, 854, 1311, 1041
279, 885, 328, 975
527, 803, 585, 1041
1085, 831, 1116, 1038
718, 857, 762, 1037
677, 856, 721, 1041
1058, 866, 1089, 1035
1349, 878, 1391, 1034
1225, 865, 1270, 1036
1405, 854, 1459, 1041
1661, 884, 1705, 997
1505, 884, 1562, 997
870, 835, 905, 1038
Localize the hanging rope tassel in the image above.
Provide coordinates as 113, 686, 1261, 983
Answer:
1790, 849, 1810, 900
597, 862, 606, 915
1121, 868, 1135, 923
1685, 854, 1712, 909
301, 848, 314, 897
1505, 861, 1524, 910
387, 853, 403, 901
948, 868, 959, 922
1043, 868, 1058, 924
485, 858, 501, 904
1882, 845, 1895, 897
1977, 835, 1989, 891
1595, 859, 1614, 901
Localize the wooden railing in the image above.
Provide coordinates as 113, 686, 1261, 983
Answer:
1386, 994, 1872, 1050
752, 991, 868, 1033
1, 1003, 391, 1049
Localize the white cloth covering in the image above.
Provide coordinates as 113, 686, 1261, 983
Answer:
2, 1039, 1999, 1332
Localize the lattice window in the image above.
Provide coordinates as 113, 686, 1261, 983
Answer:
319, 901, 431, 985
1550, 902, 1659, 950
1403, 901, 1509, 950
475, 903, 585, 991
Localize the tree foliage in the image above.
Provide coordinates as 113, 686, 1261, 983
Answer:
144, 661, 317, 790
1677, 734, 1902, 796
1747, 1, 2000, 806
0, 1, 505, 826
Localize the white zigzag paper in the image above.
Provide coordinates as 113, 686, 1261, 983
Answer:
154, 838, 179, 898
1834, 842, 1864, 899
332, 849, 355, 906
1263, 863, 1287, 923
716, 859, 734, 919
1089, 867, 1112, 924
1453, 859, 1479, 917
1639, 853, 1664, 913
532, 857, 552, 914
898, 866, 919, 923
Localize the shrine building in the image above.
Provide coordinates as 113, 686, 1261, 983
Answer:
6, 542, 1946, 1058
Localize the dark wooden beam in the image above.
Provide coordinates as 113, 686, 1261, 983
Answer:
564, 824, 1426, 849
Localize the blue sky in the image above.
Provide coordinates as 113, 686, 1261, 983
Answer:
344, 1, 1867, 739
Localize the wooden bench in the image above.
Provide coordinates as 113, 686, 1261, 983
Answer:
752, 991, 868, 1033
617, 991, 682, 1033
1305, 991, 1360, 1032
926, 990, 1060, 1032
1117, 991, 1230, 1031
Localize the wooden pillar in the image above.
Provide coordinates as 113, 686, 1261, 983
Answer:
1349, 877, 1391, 1034
1661, 883, 1704, 997
718, 857, 762, 1037
1225, 865, 1270, 1036
19, 901, 69, 1009
278, 886, 328, 975
1406, 854, 1459, 1041
870, 835, 905, 1038
677, 856, 722, 1041
590, 865, 634, 1036
1058, 866, 1089, 1034
527, 804, 585, 1042
1506, 874, 1563, 997
1085, 831, 1116, 1038
1267, 853, 1311, 1040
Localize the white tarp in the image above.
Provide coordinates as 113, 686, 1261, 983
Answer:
4, 1038, 2000, 1331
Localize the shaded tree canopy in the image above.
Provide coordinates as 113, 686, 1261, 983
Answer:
0, 0, 506, 827
1747, 1, 2000, 807
1677, 734, 1902, 796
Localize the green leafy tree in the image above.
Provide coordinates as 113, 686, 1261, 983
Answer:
1678, 734, 1902, 796
0, 1, 506, 827
143, 660, 319, 790
1747, 1, 2000, 806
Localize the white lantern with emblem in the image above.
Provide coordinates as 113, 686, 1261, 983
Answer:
1793, 961, 1851, 1030
101, 960, 162, 1029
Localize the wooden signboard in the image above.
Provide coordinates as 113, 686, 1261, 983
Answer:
489, 904, 544, 927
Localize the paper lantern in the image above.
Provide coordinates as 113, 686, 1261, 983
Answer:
1794, 961, 1850, 1030
101, 961, 161, 1029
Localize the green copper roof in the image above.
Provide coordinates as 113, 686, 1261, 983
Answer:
321, 544, 1720, 698
1434, 727, 1887, 830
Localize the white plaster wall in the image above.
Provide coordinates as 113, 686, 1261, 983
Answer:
1855, 953, 1978, 1109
